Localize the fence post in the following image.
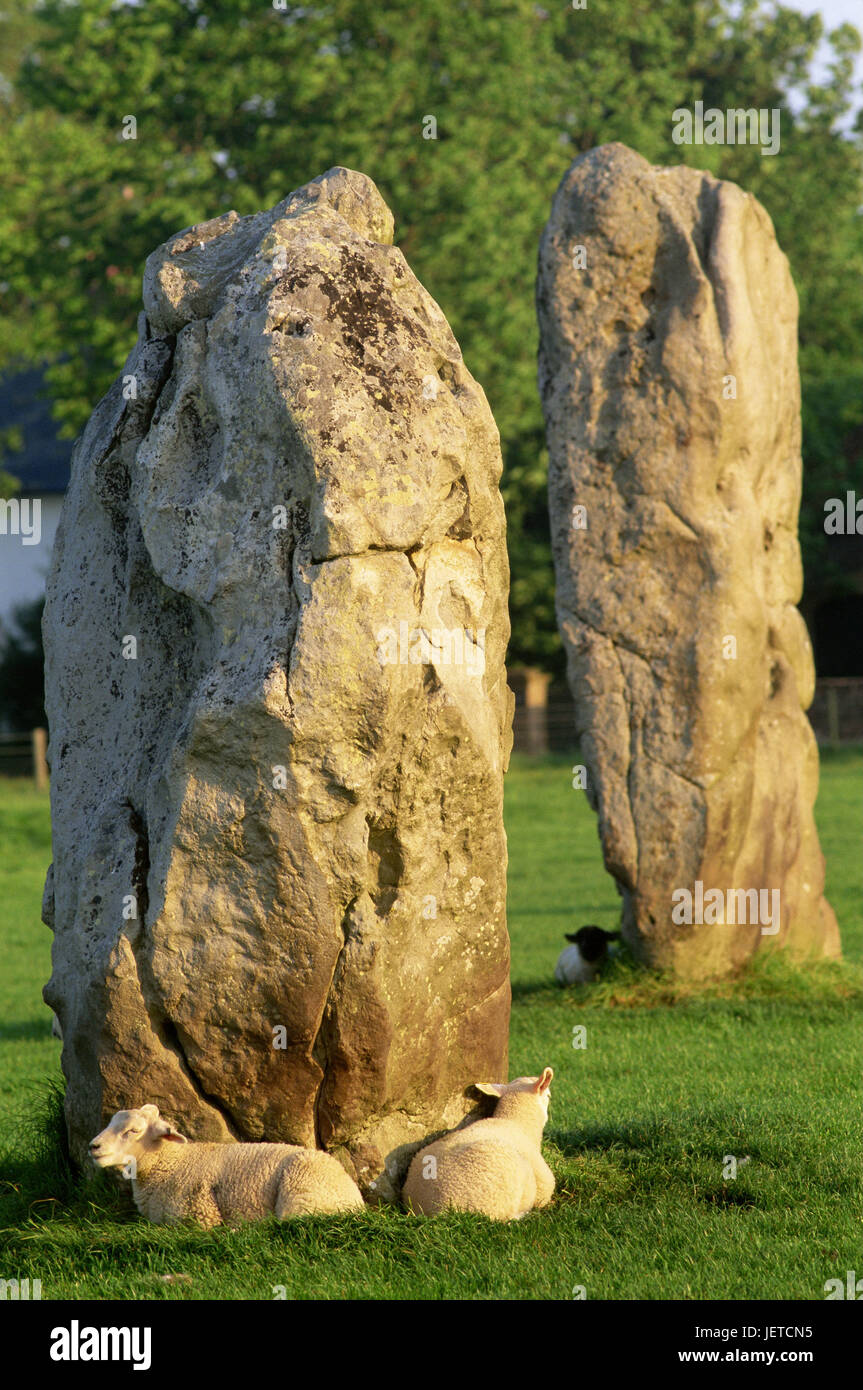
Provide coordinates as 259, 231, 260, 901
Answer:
32, 727, 48, 790
523, 668, 552, 756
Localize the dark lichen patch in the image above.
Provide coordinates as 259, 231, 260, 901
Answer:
310, 246, 431, 413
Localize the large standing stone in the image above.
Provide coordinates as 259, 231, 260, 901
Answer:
537, 143, 839, 979
43, 167, 513, 1195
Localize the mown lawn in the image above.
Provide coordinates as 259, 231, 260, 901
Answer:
0, 751, 860, 1300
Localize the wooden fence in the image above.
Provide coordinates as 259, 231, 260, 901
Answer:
510, 673, 863, 755
1, 684, 861, 786
0, 728, 48, 787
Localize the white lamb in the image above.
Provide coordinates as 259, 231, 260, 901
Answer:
401, 1067, 555, 1221
89, 1104, 365, 1227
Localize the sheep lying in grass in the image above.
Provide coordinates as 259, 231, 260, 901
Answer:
555, 925, 620, 984
89, 1104, 365, 1227
401, 1068, 555, 1221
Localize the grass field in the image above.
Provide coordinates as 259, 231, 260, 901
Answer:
1, 751, 860, 1300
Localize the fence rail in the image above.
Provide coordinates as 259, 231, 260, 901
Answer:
1, 685, 860, 785
0, 728, 48, 786
511, 678, 863, 754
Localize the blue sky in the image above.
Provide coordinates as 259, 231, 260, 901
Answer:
781, 0, 863, 121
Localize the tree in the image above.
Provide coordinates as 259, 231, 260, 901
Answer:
0, 424, 23, 497
0, 596, 46, 730
1, 0, 860, 667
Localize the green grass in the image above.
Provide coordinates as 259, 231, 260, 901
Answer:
1, 752, 861, 1300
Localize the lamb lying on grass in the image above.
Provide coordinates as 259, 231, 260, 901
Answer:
555, 925, 620, 984
89, 1104, 365, 1227
401, 1068, 555, 1221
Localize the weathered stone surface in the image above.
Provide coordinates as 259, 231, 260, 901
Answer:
43, 167, 513, 1194
537, 142, 839, 979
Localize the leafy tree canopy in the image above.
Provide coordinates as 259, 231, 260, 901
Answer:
0, 0, 860, 668
0, 596, 46, 730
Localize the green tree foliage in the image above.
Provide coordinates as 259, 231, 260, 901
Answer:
0, 596, 46, 730
0, 0, 860, 667
0, 424, 23, 497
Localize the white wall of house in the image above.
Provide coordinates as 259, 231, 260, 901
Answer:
0, 494, 63, 637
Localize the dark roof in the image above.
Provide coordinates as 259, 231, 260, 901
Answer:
0, 368, 74, 494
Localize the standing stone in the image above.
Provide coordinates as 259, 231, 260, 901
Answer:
537, 143, 839, 979
43, 167, 513, 1195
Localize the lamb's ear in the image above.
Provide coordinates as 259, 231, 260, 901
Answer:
155, 1118, 188, 1144
139, 1103, 161, 1123
534, 1067, 554, 1094
474, 1082, 506, 1098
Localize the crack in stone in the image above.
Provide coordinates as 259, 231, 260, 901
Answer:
641, 747, 707, 794
123, 799, 150, 925
613, 642, 640, 893
158, 1014, 240, 1138
569, 605, 653, 670
655, 496, 700, 541
311, 541, 420, 566
311, 894, 355, 1149
122, 798, 239, 1138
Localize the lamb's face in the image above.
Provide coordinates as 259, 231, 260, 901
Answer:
88, 1104, 187, 1169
